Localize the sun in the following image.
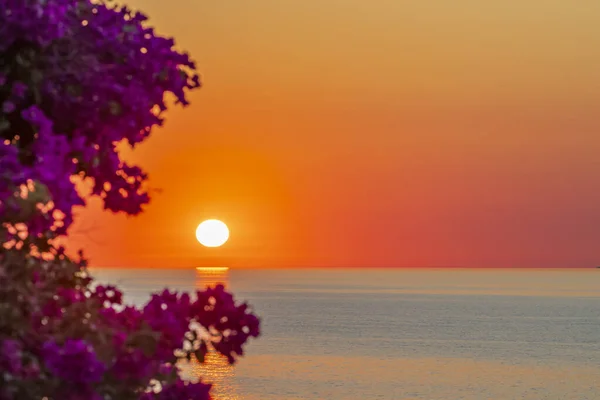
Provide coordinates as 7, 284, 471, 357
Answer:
195, 219, 229, 247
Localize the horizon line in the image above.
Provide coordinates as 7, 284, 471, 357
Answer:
89, 265, 599, 270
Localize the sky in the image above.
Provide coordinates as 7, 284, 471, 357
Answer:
68, 0, 600, 268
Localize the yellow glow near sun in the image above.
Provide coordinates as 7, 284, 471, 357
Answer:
196, 267, 229, 271
195, 219, 229, 247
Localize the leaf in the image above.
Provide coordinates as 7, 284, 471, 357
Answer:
0, 119, 9, 132
30, 69, 43, 84
126, 330, 160, 357
123, 25, 137, 34
27, 181, 51, 204
15, 54, 29, 68
32, 87, 41, 104
66, 85, 81, 97
194, 348, 205, 363
158, 69, 168, 82
194, 341, 208, 363
108, 101, 122, 116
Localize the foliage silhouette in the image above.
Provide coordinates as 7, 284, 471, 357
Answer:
0, 1, 260, 398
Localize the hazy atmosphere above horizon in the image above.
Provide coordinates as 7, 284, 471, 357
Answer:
68, 0, 600, 269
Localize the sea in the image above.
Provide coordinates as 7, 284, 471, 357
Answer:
92, 267, 600, 400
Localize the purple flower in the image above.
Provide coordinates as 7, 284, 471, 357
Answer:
110, 349, 152, 381
190, 285, 260, 364
93, 284, 123, 305
1, 101, 15, 113
143, 290, 192, 359
0, 0, 201, 240
11, 82, 27, 99
42, 339, 105, 385
0, 2, 260, 399
21, 106, 53, 136
0, 339, 22, 374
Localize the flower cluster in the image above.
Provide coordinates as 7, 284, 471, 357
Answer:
0, 0, 260, 399
0, 339, 22, 375
0, 252, 261, 399
0, 0, 200, 246
42, 339, 106, 387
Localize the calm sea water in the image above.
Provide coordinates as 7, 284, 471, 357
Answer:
92, 268, 600, 400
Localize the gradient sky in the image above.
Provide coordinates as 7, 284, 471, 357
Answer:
68, 0, 600, 268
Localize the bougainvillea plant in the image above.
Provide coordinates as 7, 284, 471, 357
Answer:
0, 0, 260, 399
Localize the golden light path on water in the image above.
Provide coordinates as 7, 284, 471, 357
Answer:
177, 267, 240, 400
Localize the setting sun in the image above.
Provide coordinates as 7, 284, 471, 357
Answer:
195, 219, 229, 247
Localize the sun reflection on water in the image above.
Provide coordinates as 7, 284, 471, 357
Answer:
194, 267, 230, 289
178, 267, 240, 400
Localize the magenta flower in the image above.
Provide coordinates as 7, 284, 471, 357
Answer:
0, 1, 260, 399
93, 285, 124, 306
0, 340, 22, 375
0, 0, 200, 243
110, 349, 152, 381
42, 339, 105, 385
1, 101, 15, 113
10, 82, 28, 99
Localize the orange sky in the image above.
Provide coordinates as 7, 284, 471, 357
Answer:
68, 0, 600, 268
